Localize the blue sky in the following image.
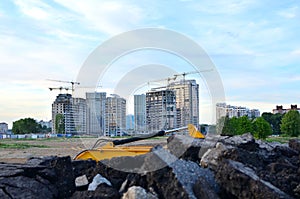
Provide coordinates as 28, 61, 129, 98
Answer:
0, 0, 299, 127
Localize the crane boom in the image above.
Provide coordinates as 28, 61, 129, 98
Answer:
46, 79, 80, 92
49, 87, 71, 93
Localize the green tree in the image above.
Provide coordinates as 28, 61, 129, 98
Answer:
220, 116, 234, 136
229, 117, 239, 135
271, 113, 283, 134
252, 117, 272, 139
12, 118, 40, 134
280, 110, 300, 137
262, 112, 283, 134
39, 124, 52, 133
236, 116, 252, 135
55, 114, 65, 134
217, 116, 232, 135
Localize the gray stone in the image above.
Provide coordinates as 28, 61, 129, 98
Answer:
0, 188, 11, 199
88, 174, 111, 191
122, 186, 158, 199
220, 133, 258, 151
71, 184, 120, 199
216, 159, 294, 199
167, 135, 203, 162
144, 146, 219, 199
200, 142, 228, 170
0, 176, 56, 199
75, 175, 89, 187
289, 139, 300, 152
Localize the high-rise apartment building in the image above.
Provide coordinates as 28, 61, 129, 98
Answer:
52, 94, 75, 134
168, 80, 199, 128
105, 94, 126, 136
126, 114, 134, 130
146, 89, 176, 132
72, 98, 87, 134
134, 94, 146, 133
86, 92, 106, 136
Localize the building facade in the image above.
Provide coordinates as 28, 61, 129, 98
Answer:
216, 103, 261, 122
72, 98, 87, 134
86, 92, 106, 136
146, 89, 176, 132
38, 120, 52, 129
0, 122, 8, 134
52, 94, 75, 134
273, 105, 300, 114
134, 94, 146, 133
168, 80, 199, 128
126, 114, 134, 130
105, 94, 126, 136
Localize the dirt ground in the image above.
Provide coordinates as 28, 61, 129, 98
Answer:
0, 137, 167, 164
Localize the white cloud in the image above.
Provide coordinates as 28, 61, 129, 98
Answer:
192, 0, 257, 15
291, 49, 300, 56
13, 0, 51, 20
278, 6, 298, 19
53, 0, 144, 35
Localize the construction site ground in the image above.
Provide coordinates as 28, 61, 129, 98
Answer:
0, 137, 168, 164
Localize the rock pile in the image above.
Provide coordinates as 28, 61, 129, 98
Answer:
0, 134, 299, 199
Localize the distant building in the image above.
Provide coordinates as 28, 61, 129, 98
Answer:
168, 80, 199, 128
52, 94, 75, 134
146, 89, 176, 132
72, 98, 87, 134
134, 94, 146, 133
0, 122, 8, 134
86, 92, 106, 136
126, 114, 134, 130
105, 94, 126, 136
216, 103, 260, 121
38, 120, 52, 129
250, 109, 260, 118
273, 105, 300, 114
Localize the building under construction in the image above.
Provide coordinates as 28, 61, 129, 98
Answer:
168, 79, 199, 128
146, 79, 199, 132
146, 89, 177, 132
105, 94, 126, 136
52, 94, 87, 135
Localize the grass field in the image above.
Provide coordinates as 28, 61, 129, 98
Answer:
0, 142, 49, 149
265, 135, 299, 143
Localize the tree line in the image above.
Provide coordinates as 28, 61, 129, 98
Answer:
217, 110, 300, 139
12, 118, 51, 134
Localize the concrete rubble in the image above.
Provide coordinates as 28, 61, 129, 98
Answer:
0, 134, 299, 199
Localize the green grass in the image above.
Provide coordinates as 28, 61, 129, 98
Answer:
265, 135, 299, 144
0, 142, 49, 149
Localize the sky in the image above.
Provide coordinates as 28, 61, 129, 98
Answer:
0, 0, 299, 128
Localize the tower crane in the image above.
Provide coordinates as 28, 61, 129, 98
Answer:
49, 87, 72, 94
173, 69, 213, 82
148, 69, 213, 89
46, 79, 80, 93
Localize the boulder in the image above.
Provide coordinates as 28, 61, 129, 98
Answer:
200, 142, 228, 170
289, 139, 300, 152
212, 134, 300, 198
215, 159, 293, 199
167, 135, 203, 163
71, 183, 120, 199
143, 146, 219, 199
122, 186, 158, 199
27, 156, 75, 198
220, 133, 258, 151
0, 156, 76, 199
